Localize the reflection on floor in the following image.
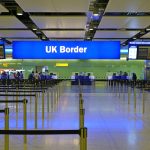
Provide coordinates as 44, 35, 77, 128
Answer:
0, 81, 150, 150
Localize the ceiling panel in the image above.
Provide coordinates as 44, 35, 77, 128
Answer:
49, 39, 83, 41
15, 0, 91, 12
43, 31, 85, 38
105, 0, 149, 12
31, 16, 86, 29
99, 16, 150, 29
0, 4, 8, 12
94, 31, 138, 38
7, 39, 40, 42
0, 30, 37, 38
0, 16, 27, 28
141, 32, 150, 38
93, 39, 126, 43
138, 1, 150, 12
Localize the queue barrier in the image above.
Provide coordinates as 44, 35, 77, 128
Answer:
107, 79, 146, 114
0, 80, 86, 149
0, 108, 9, 150
0, 99, 28, 144
0, 128, 87, 150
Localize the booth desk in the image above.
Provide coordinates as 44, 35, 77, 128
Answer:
71, 75, 94, 85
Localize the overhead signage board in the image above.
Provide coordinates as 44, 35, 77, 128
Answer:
128, 42, 150, 60
12, 41, 120, 59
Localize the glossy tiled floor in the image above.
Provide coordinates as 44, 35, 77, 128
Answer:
0, 81, 150, 150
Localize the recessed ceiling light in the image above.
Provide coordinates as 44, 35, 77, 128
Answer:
87, 37, 91, 39
17, 12, 23, 16
93, 13, 99, 16
42, 36, 46, 39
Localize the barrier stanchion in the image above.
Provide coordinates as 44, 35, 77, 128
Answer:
123, 82, 125, 100
35, 94, 38, 128
79, 99, 84, 110
23, 99, 27, 144
79, 93, 82, 100
5, 108, 9, 150
134, 88, 136, 112
5, 89, 8, 108
51, 88, 54, 110
16, 88, 18, 113
80, 127, 87, 150
80, 109, 85, 128
128, 87, 130, 105
42, 91, 45, 120
47, 89, 49, 112
142, 88, 145, 114
30, 90, 32, 104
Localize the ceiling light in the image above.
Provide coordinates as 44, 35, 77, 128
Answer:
133, 37, 137, 40
87, 37, 91, 39
93, 10, 99, 16
89, 28, 94, 31
146, 28, 150, 31
17, 12, 23, 16
17, 8, 23, 16
93, 13, 99, 16
42, 36, 46, 39
33, 28, 37, 31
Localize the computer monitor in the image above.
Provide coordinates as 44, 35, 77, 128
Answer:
0, 45, 5, 59
128, 45, 137, 60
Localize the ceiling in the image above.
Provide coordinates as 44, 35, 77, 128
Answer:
0, 0, 150, 46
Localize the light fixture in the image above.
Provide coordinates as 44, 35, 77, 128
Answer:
17, 8, 23, 16
93, 10, 99, 16
33, 28, 37, 31
89, 28, 94, 31
93, 13, 99, 16
42, 36, 46, 40
133, 37, 137, 40
146, 28, 150, 31
87, 37, 91, 39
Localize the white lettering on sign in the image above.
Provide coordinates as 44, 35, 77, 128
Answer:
45, 46, 87, 54
45, 46, 57, 53
60, 46, 87, 53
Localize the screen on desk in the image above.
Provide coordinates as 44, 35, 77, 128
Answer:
128, 45, 137, 59
0, 45, 5, 59
137, 46, 150, 60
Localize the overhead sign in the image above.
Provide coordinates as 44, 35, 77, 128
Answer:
12, 41, 120, 59
129, 42, 150, 45
128, 42, 150, 60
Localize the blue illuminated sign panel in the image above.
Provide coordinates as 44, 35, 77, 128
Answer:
12, 41, 120, 59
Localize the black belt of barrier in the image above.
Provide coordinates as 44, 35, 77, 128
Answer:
0, 94, 36, 97
0, 90, 45, 93
0, 129, 80, 135
0, 100, 28, 103
0, 87, 48, 90
0, 110, 5, 113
